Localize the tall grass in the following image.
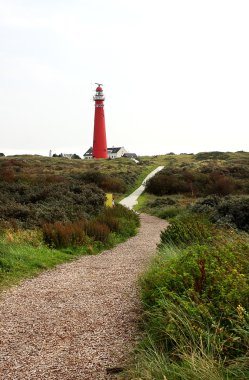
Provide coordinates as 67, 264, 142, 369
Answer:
125, 215, 249, 380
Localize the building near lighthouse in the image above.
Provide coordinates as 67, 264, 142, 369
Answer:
92, 84, 108, 159
84, 146, 128, 159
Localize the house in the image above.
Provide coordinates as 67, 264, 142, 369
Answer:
123, 153, 137, 159
107, 147, 127, 159
83, 147, 93, 160
83, 146, 128, 159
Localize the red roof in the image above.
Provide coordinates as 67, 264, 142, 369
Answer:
96, 86, 103, 92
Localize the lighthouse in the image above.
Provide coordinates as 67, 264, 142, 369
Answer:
92, 83, 108, 159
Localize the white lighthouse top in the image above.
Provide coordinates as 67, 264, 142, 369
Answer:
93, 84, 105, 101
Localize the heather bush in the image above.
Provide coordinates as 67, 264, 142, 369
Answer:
42, 220, 86, 248
205, 173, 236, 195
195, 151, 230, 161
145, 169, 238, 197
84, 220, 110, 243
75, 171, 127, 193
145, 173, 190, 195
192, 195, 249, 232
149, 197, 177, 208
0, 182, 105, 227
97, 214, 121, 232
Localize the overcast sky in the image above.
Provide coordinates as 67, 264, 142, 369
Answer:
0, 0, 248, 157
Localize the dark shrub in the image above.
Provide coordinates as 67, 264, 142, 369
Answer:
146, 174, 190, 195
216, 197, 249, 232
192, 195, 249, 232
75, 171, 127, 193
0, 182, 105, 227
205, 173, 236, 195
71, 154, 81, 159
149, 197, 177, 208
195, 151, 230, 161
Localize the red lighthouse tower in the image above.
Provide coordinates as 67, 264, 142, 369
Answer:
92, 83, 108, 159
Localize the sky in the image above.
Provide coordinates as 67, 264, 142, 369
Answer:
0, 0, 248, 157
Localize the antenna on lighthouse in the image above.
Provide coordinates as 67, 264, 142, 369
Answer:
95, 83, 103, 87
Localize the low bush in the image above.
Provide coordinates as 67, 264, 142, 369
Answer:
148, 197, 177, 208
42, 204, 139, 248
145, 173, 190, 196
205, 173, 236, 195
145, 169, 237, 197
0, 182, 105, 227
84, 220, 110, 243
195, 151, 230, 161
192, 195, 249, 232
130, 215, 249, 380
42, 220, 86, 248
159, 215, 214, 246
157, 207, 181, 220
75, 171, 127, 193
141, 232, 249, 359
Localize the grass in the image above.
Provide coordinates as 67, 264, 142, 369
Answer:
0, 230, 136, 291
124, 214, 249, 380
0, 229, 101, 290
0, 205, 140, 291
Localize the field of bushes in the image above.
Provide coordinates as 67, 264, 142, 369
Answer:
1, 151, 249, 378
136, 151, 249, 226
126, 214, 249, 379
125, 151, 249, 379
0, 155, 142, 289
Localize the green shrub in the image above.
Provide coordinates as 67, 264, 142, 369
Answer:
139, 216, 249, 374
159, 215, 214, 246
157, 207, 181, 220
141, 235, 249, 360
101, 204, 140, 237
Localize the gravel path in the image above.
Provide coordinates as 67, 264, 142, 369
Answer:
0, 214, 168, 380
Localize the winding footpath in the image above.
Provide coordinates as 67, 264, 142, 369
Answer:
0, 167, 167, 380
120, 166, 164, 209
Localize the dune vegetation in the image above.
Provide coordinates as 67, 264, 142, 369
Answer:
0, 155, 142, 290
125, 151, 249, 380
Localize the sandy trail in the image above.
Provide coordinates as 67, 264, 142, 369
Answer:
0, 214, 167, 380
